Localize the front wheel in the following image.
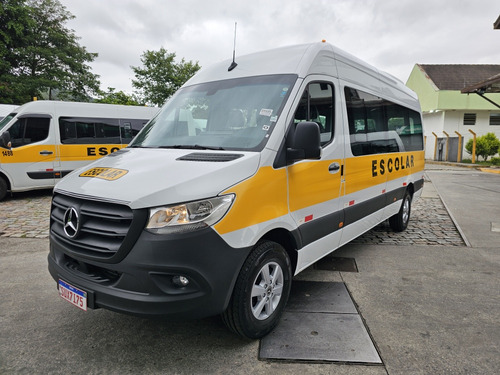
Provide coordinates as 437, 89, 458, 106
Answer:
222, 240, 292, 339
389, 191, 412, 232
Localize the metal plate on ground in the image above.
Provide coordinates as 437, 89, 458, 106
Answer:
260, 281, 381, 364
260, 311, 382, 364
314, 256, 358, 272
286, 281, 357, 314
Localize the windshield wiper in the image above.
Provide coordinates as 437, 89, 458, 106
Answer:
160, 144, 225, 151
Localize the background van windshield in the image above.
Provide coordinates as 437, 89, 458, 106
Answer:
0, 113, 16, 131
130, 74, 297, 151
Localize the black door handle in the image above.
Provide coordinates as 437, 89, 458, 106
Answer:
39, 150, 53, 155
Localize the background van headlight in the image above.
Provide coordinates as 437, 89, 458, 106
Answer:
146, 194, 235, 234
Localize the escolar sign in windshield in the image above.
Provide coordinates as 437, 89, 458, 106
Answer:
79, 167, 128, 181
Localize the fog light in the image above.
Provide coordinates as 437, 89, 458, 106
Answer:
172, 275, 189, 287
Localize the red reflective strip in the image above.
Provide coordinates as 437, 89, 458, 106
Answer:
305, 215, 313, 222
46, 169, 54, 171
349, 200, 355, 206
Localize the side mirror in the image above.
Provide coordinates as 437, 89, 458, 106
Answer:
0, 131, 11, 150
287, 121, 321, 161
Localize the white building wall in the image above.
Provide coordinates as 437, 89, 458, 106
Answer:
423, 111, 445, 159
423, 110, 500, 160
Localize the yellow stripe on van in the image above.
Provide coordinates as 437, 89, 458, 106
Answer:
58, 144, 124, 161
214, 151, 424, 235
344, 151, 424, 195
0, 145, 57, 163
288, 159, 342, 212
0, 144, 125, 163
215, 166, 288, 235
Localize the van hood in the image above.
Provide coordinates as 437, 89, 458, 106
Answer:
55, 148, 261, 209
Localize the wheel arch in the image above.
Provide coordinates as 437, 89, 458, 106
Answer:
0, 171, 12, 200
259, 228, 299, 275
407, 181, 415, 198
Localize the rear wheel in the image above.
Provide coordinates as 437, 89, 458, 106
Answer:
389, 191, 412, 232
222, 240, 292, 339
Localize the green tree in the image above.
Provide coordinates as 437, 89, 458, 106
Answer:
131, 47, 200, 106
0, 0, 34, 103
95, 87, 144, 106
0, 0, 100, 103
465, 132, 500, 161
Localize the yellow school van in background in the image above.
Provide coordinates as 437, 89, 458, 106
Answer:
0, 101, 159, 200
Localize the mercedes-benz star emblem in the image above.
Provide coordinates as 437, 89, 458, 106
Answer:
63, 207, 80, 238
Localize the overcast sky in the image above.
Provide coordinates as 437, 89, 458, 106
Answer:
59, 0, 500, 95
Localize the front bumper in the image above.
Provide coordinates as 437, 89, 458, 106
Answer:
48, 227, 251, 319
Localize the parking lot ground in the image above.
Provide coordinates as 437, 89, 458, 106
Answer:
1, 164, 499, 374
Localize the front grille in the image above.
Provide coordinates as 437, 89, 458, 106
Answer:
51, 192, 143, 260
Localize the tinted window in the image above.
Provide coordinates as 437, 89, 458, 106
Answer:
293, 82, 335, 146
59, 117, 120, 144
120, 119, 150, 143
345, 87, 423, 156
9, 117, 50, 148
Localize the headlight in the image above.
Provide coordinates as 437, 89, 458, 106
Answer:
146, 194, 235, 234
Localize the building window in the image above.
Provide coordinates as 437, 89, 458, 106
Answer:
463, 113, 476, 125
489, 113, 500, 126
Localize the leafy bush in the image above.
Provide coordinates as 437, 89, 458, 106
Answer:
491, 157, 500, 166
465, 132, 500, 161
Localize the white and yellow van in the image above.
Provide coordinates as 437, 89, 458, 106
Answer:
47, 42, 424, 339
0, 101, 159, 200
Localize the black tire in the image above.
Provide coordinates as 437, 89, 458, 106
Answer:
222, 240, 292, 339
389, 191, 412, 232
0, 177, 7, 201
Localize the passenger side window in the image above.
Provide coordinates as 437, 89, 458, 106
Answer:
59, 117, 121, 144
120, 119, 149, 144
294, 82, 335, 146
344, 86, 423, 156
9, 117, 50, 148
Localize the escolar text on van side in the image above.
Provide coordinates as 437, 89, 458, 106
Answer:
87, 146, 120, 156
371, 155, 415, 177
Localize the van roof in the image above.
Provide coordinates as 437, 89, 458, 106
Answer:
9, 100, 159, 119
185, 41, 419, 109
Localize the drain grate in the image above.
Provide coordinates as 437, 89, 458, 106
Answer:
314, 256, 358, 272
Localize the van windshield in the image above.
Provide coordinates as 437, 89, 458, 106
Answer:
129, 74, 297, 151
0, 113, 16, 132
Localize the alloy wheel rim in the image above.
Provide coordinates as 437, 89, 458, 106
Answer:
250, 261, 284, 320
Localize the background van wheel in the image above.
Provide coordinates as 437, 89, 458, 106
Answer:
222, 240, 292, 339
0, 178, 7, 201
389, 191, 411, 232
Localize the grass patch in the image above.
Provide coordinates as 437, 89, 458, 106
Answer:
461, 158, 500, 166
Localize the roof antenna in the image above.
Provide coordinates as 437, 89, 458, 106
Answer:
228, 22, 238, 71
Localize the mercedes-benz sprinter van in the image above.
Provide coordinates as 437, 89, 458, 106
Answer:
48, 42, 424, 339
